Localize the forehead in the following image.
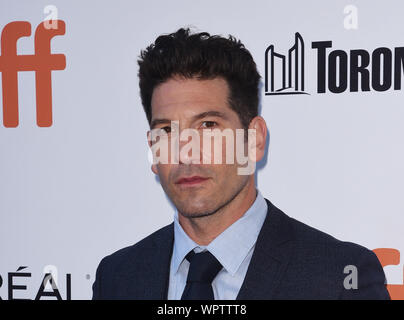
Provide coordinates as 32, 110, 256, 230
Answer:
151, 76, 231, 120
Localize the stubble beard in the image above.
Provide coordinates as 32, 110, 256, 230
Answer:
174, 176, 249, 220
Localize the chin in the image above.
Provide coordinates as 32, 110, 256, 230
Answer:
176, 200, 218, 219
178, 210, 217, 219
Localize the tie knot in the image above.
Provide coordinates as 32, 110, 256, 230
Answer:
185, 250, 223, 283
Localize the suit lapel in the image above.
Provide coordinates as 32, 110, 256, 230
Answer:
236, 199, 295, 299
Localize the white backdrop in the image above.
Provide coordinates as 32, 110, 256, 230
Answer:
1, 0, 403, 299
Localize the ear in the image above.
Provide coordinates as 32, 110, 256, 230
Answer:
151, 164, 158, 175
147, 130, 159, 175
248, 116, 267, 163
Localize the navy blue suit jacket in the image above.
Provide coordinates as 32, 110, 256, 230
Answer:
92, 199, 390, 299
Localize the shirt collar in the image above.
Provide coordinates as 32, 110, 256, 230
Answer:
172, 214, 200, 274
171, 190, 268, 276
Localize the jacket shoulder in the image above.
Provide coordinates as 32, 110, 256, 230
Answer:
267, 201, 389, 299
100, 223, 173, 268
92, 223, 173, 299
267, 200, 373, 256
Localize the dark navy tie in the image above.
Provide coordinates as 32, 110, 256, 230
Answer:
181, 250, 223, 300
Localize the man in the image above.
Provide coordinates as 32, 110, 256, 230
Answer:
92, 28, 390, 300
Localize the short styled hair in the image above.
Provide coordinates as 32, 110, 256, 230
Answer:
137, 27, 261, 130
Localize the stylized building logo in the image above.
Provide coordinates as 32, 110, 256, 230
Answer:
265, 32, 308, 95
0, 21, 66, 128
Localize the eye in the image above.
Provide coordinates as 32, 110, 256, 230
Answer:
160, 126, 171, 133
201, 121, 217, 128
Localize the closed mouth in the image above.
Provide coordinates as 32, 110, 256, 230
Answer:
175, 176, 210, 185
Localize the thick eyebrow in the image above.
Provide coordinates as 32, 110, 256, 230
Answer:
150, 118, 171, 129
150, 110, 228, 129
191, 111, 229, 122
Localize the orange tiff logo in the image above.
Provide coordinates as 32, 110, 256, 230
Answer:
373, 248, 404, 300
0, 20, 66, 127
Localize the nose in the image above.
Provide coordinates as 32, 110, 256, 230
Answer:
178, 128, 202, 165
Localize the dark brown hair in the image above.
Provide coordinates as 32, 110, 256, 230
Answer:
138, 27, 261, 129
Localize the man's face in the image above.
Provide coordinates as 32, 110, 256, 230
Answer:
149, 76, 251, 218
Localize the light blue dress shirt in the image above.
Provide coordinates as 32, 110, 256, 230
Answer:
167, 190, 268, 300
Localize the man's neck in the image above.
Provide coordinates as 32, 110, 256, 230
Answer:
177, 177, 257, 246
